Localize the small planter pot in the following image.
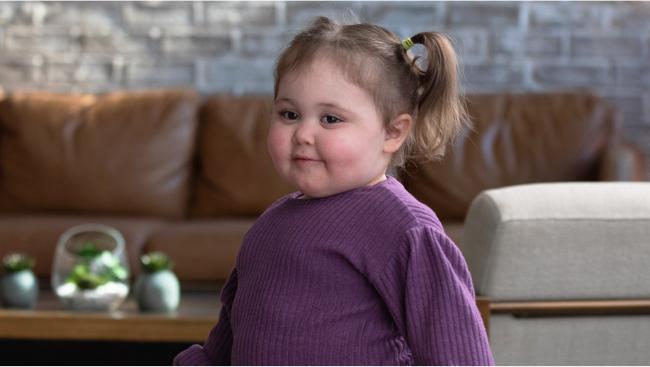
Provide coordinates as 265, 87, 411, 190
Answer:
134, 269, 180, 312
0, 269, 39, 309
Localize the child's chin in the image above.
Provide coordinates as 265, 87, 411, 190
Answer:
295, 185, 328, 199
298, 186, 349, 199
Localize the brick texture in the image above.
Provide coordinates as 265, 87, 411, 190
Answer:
528, 2, 604, 30
447, 3, 519, 29
532, 62, 610, 86
0, 61, 32, 83
161, 32, 231, 56
41, 2, 122, 26
524, 34, 562, 57
205, 2, 276, 27
617, 64, 650, 87
464, 62, 523, 86
610, 5, 650, 30
203, 57, 274, 95
0, 1, 647, 179
123, 2, 191, 26
572, 35, 644, 58
81, 30, 157, 55
125, 60, 194, 86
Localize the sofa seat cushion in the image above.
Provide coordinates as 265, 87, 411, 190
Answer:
191, 95, 297, 217
0, 89, 200, 219
0, 214, 167, 278
404, 93, 621, 221
461, 182, 650, 301
144, 218, 256, 282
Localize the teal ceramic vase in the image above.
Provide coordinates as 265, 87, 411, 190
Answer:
134, 269, 180, 312
0, 269, 39, 309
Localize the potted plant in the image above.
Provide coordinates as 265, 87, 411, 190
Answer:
134, 252, 180, 312
51, 224, 130, 311
0, 253, 39, 309
65, 242, 128, 289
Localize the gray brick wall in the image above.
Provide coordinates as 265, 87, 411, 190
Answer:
0, 1, 648, 178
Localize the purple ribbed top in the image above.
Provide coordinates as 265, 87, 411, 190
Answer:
174, 176, 493, 365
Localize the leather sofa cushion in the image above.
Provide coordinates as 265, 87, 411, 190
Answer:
190, 95, 296, 217
440, 221, 464, 248
403, 93, 620, 221
0, 89, 200, 219
0, 215, 166, 278
144, 219, 256, 281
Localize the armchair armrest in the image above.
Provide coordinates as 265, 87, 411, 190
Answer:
490, 299, 650, 318
599, 143, 646, 181
476, 296, 490, 338
478, 296, 650, 340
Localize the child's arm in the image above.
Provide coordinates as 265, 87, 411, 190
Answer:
174, 267, 238, 366
374, 227, 494, 366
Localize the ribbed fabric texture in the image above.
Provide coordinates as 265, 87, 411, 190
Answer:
174, 176, 493, 366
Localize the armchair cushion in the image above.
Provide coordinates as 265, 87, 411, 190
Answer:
460, 182, 650, 301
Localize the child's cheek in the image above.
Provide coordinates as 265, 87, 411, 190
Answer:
323, 135, 360, 168
267, 125, 287, 166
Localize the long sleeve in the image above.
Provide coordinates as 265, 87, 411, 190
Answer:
174, 267, 238, 366
373, 226, 494, 366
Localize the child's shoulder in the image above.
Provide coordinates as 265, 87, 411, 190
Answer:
376, 176, 444, 232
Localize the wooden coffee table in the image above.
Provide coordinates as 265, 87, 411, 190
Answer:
0, 289, 493, 343
0, 289, 221, 343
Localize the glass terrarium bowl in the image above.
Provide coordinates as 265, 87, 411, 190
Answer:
51, 224, 130, 312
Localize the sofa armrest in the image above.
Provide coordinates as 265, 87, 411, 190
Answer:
599, 143, 646, 181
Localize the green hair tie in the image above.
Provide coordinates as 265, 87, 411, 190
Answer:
402, 37, 414, 51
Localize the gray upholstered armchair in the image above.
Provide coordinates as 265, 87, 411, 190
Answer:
460, 182, 650, 365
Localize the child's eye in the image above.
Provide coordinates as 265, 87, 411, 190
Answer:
321, 115, 341, 124
282, 111, 299, 120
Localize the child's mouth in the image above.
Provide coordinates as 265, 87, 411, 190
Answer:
293, 156, 323, 165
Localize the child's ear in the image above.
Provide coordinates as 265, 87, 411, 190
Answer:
384, 114, 412, 154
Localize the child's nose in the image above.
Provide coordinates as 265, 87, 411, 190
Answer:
292, 120, 316, 145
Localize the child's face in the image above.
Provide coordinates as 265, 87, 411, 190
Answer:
268, 57, 390, 199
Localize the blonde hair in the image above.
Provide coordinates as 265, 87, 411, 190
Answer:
274, 16, 468, 169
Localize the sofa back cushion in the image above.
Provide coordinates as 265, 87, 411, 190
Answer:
403, 93, 621, 221
190, 95, 296, 217
0, 89, 200, 219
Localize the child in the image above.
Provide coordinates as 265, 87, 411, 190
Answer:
175, 16, 493, 366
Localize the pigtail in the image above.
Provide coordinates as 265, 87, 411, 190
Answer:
406, 32, 468, 162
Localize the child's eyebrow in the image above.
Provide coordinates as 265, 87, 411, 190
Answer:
318, 102, 353, 114
275, 97, 292, 104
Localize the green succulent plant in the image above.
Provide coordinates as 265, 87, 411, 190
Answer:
2, 253, 35, 274
140, 252, 175, 273
77, 242, 101, 258
65, 242, 127, 290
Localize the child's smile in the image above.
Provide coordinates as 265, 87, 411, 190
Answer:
268, 56, 390, 199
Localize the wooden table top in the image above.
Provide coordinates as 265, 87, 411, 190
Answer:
0, 289, 221, 343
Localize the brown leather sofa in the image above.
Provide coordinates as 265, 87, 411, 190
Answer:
403, 93, 645, 246
0, 89, 643, 287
